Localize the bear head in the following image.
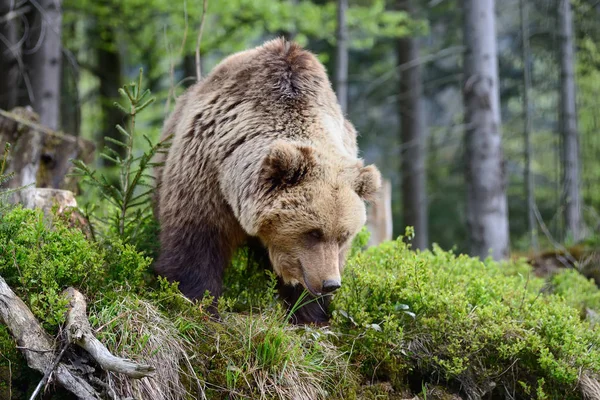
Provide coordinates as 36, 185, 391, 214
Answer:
256, 140, 381, 296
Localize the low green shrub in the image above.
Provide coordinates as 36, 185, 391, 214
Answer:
332, 237, 600, 399
0, 206, 152, 331
550, 268, 600, 313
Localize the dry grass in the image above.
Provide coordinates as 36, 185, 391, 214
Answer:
581, 373, 600, 400
209, 311, 356, 400
89, 294, 356, 400
92, 295, 204, 400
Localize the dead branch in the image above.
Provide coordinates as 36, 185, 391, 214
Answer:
29, 343, 70, 400
0, 275, 101, 399
64, 288, 155, 379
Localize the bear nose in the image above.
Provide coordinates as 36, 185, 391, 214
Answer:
322, 279, 341, 293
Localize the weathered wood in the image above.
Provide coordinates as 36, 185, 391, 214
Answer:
366, 179, 393, 246
23, 0, 63, 130
0, 107, 94, 190
9, 188, 93, 240
13, 188, 77, 214
0, 275, 101, 399
64, 288, 155, 379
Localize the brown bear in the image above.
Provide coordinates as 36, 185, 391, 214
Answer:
155, 38, 381, 324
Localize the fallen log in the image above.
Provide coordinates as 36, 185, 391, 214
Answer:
0, 277, 155, 398
64, 288, 155, 379
0, 275, 101, 399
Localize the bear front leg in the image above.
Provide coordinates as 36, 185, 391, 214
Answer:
278, 281, 331, 325
155, 222, 239, 308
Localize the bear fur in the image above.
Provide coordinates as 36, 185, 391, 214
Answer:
155, 38, 381, 324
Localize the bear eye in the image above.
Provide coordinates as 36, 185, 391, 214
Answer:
338, 232, 350, 243
307, 229, 324, 240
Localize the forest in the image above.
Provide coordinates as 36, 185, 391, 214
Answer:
0, 0, 600, 399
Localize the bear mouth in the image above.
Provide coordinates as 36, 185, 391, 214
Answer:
301, 270, 322, 297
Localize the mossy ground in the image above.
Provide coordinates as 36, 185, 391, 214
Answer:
1, 207, 599, 399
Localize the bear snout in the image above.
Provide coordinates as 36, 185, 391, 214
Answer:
321, 279, 341, 293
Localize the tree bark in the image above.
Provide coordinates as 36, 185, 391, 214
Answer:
558, 0, 583, 241
335, 0, 348, 114
23, 0, 62, 130
0, 0, 21, 111
396, 0, 428, 251
462, 0, 510, 260
520, 0, 537, 250
60, 21, 80, 136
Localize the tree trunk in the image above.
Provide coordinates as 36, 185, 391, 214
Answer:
0, 0, 21, 111
335, 0, 348, 114
520, 0, 537, 250
60, 21, 80, 136
462, 0, 510, 261
396, 0, 429, 251
23, 0, 62, 130
558, 0, 583, 241
96, 24, 124, 165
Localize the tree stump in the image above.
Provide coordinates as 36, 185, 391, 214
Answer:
0, 107, 94, 191
13, 188, 77, 214
366, 178, 393, 246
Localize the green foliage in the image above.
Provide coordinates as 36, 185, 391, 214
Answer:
332, 238, 600, 399
550, 268, 600, 313
0, 206, 152, 331
222, 247, 279, 311
72, 69, 169, 252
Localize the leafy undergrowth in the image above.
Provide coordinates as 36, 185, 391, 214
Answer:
332, 238, 600, 399
1, 207, 600, 399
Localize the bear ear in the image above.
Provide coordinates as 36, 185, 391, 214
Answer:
261, 140, 316, 190
354, 164, 382, 201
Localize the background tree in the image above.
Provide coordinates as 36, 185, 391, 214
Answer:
1, 0, 598, 257
396, 0, 429, 250
23, 0, 63, 130
462, 0, 510, 260
335, 0, 348, 113
558, 0, 583, 241
520, 0, 537, 249
0, 0, 20, 111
